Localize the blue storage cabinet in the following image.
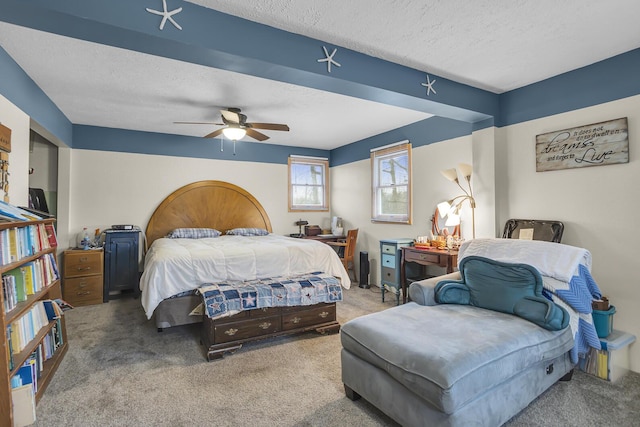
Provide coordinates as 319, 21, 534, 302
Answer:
380, 238, 414, 305
103, 229, 140, 301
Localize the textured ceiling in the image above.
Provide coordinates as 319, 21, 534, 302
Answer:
1, 1, 639, 150
187, 0, 640, 93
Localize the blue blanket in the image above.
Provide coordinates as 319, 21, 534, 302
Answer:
542, 264, 602, 363
198, 272, 343, 320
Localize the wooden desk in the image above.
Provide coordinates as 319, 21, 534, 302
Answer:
302, 234, 345, 243
400, 246, 458, 303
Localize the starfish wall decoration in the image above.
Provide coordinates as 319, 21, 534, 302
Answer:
421, 74, 437, 96
146, 0, 183, 31
317, 46, 341, 73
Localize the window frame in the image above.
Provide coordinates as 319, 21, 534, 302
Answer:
370, 141, 412, 224
288, 156, 330, 212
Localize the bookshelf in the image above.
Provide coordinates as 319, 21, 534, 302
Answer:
0, 218, 67, 426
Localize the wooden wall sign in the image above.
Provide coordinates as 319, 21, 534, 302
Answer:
0, 123, 11, 153
535, 117, 628, 172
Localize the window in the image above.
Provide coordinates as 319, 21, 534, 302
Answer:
371, 141, 412, 223
288, 156, 329, 212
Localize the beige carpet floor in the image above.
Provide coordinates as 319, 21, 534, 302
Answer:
33, 286, 640, 426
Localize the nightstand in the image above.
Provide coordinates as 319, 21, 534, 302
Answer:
379, 239, 414, 304
63, 248, 104, 306
103, 229, 140, 301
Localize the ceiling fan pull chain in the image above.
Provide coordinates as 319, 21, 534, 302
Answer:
233, 140, 237, 155
220, 137, 223, 152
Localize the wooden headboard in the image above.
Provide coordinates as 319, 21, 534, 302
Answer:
145, 180, 272, 246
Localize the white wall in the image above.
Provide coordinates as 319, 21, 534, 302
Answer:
67, 149, 333, 249
497, 94, 640, 372
331, 135, 476, 285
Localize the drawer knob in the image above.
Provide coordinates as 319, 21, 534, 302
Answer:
76, 266, 91, 271
76, 291, 90, 296
258, 322, 272, 330
224, 328, 238, 336
291, 316, 301, 324
319, 311, 329, 318
80, 257, 88, 262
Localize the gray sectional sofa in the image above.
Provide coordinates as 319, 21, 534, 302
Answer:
341, 272, 575, 427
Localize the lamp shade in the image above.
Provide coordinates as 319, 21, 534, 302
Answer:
440, 168, 458, 182
445, 213, 461, 226
458, 163, 473, 179
222, 126, 247, 141
437, 201, 452, 217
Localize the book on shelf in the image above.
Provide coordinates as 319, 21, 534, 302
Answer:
0, 199, 42, 222
11, 384, 36, 427
44, 223, 58, 248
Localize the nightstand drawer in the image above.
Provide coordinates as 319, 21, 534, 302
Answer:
64, 275, 103, 305
382, 253, 396, 268
381, 267, 395, 284
381, 244, 396, 255
65, 251, 103, 277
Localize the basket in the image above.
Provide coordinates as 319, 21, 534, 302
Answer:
592, 305, 616, 338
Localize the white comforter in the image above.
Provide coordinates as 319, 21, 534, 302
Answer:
140, 234, 351, 319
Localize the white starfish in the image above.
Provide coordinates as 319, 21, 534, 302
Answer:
146, 0, 183, 31
421, 74, 437, 96
317, 46, 341, 73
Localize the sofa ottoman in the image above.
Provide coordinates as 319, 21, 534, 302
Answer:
341, 273, 575, 427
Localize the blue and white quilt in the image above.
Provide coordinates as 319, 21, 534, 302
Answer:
198, 272, 343, 320
459, 239, 602, 363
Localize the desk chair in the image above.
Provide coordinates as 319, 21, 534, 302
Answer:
327, 229, 358, 283
502, 219, 564, 243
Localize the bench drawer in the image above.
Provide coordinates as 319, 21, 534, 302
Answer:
282, 304, 336, 330
209, 315, 281, 344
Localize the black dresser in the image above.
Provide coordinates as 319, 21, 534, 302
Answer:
103, 229, 140, 301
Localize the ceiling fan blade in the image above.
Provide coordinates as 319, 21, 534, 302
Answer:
174, 121, 224, 125
220, 109, 241, 124
245, 128, 270, 141
204, 128, 225, 139
247, 123, 290, 131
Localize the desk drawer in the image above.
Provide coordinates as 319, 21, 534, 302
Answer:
381, 253, 396, 268
405, 251, 440, 264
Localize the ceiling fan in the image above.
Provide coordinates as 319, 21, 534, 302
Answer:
175, 107, 290, 141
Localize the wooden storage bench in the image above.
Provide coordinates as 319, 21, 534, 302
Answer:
201, 302, 339, 361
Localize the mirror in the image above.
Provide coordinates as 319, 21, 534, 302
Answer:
431, 207, 460, 237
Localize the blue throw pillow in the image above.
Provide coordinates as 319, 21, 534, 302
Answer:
435, 256, 569, 331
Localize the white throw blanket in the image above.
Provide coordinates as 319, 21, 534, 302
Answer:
458, 238, 602, 362
458, 238, 591, 283
140, 234, 350, 319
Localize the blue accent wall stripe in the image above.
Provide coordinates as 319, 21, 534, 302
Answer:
73, 125, 329, 165
1, 1, 639, 168
0, 46, 72, 145
330, 117, 472, 167
499, 49, 640, 127
0, 0, 497, 122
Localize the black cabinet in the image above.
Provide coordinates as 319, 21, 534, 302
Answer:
103, 229, 140, 301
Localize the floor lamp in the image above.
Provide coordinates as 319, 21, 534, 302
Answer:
438, 163, 476, 239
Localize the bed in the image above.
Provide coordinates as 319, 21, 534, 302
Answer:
140, 180, 349, 359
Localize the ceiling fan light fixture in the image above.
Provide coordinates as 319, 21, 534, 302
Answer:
222, 126, 246, 141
